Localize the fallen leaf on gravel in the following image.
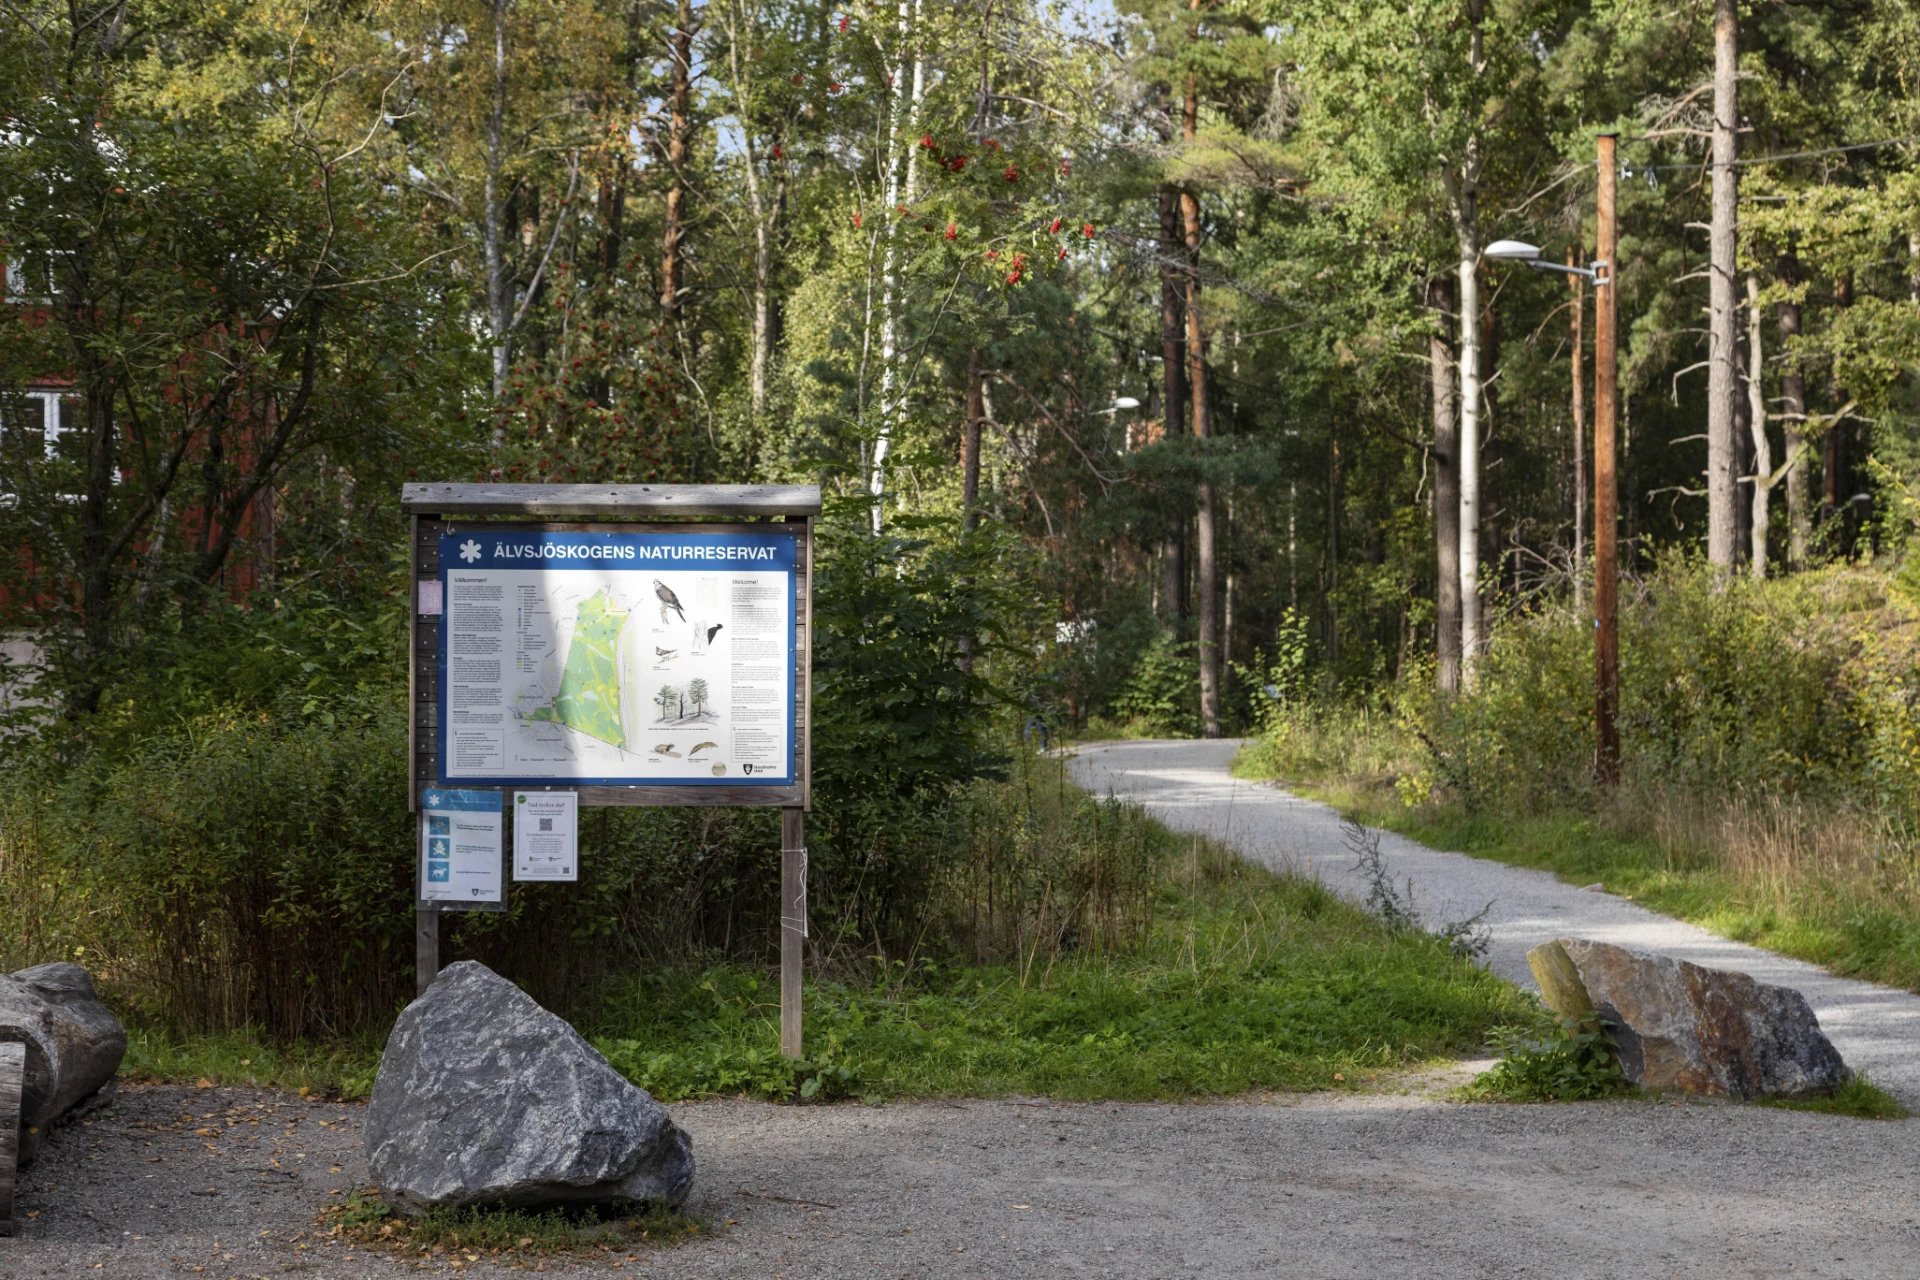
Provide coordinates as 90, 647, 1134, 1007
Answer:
196, 1078, 214, 1089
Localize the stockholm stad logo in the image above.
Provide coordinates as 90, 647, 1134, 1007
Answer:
459, 539, 483, 563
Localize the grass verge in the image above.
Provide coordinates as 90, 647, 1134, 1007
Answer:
1292, 776, 1920, 994
117, 785, 1529, 1105
587, 838, 1531, 1102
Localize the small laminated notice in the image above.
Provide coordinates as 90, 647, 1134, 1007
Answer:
419, 788, 503, 906
513, 790, 579, 881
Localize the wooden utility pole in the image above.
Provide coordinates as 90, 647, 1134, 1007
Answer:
1594, 134, 1621, 787
1570, 249, 1586, 609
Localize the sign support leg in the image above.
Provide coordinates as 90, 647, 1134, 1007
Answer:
416, 908, 439, 998
780, 807, 805, 1059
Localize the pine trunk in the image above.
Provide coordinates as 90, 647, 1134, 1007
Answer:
1706, 0, 1740, 571
1158, 183, 1186, 622
661, 0, 695, 329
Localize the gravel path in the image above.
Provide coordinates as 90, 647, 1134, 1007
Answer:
1067, 737, 1920, 1103
9, 1081, 1920, 1278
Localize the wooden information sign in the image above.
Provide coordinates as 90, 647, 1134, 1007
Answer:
401, 483, 819, 1056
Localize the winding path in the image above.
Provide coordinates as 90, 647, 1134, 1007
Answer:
1068, 737, 1920, 1103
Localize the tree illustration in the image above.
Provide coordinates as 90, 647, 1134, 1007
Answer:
686, 678, 710, 716
655, 684, 679, 722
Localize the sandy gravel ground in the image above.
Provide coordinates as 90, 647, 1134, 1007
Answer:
7, 1080, 1920, 1279
1067, 738, 1920, 1102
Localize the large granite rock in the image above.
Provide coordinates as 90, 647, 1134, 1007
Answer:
0, 963, 127, 1165
366, 961, 694, 1213
1530, 939, 1849, 1099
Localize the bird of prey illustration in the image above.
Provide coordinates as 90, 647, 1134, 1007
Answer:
653, 579, 686, 623
705, 623, 725, 646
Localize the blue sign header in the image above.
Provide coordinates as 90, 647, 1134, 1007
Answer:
421, 788, 503, 813
442, 530, 796, 572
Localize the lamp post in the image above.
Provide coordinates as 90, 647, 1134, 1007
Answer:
1485, 132, 1620, 787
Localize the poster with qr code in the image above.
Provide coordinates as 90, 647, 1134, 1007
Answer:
513, 790, 579, 881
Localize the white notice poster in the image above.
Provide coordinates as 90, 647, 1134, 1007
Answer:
419, 788, 504, 906
438, 530, 796, 787
514, 790, 579, 881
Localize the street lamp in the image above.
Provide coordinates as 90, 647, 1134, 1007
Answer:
1484, 134, 1621, 787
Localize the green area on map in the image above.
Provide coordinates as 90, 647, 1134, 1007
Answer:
529, 589, 630, 748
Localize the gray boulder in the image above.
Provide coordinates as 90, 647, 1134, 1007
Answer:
1534, 939, 1849, 1099
0, 963, 127, 1165
366, 961, 694, 1213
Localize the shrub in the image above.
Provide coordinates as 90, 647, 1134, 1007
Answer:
1106, 633, 1199, 737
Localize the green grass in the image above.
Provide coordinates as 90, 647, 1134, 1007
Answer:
588, 852, 1532, 1102
119, 796, 1531, 1106
121, 1026, 382, 1099
1755, 1075, 1910, 1120
321, 1190, 701, 1257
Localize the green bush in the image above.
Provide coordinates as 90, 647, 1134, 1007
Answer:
1422, 560, 1909, 813
1106, 633, 1199, 737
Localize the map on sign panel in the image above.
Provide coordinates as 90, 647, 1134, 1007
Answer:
437, 530, 795, 786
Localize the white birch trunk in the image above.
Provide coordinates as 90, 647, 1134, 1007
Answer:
1457, 234, 1482, 683
870, 0, 924, 532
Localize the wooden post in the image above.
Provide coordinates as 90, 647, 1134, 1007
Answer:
416, 908, 439, 998
0, 1040, 23, 1235
780, 806, 805, 1059
1594, 133, 1621, 787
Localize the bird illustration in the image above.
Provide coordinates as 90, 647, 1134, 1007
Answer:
705, 623, 724, 646
652, 742, 681, 757
653, 579, 686, 623
689, 741, 719, 756
654, 647, 679, 660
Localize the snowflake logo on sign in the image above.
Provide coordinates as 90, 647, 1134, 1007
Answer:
459, 539, 482, 563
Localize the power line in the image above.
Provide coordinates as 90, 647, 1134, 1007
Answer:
1626, 132, 1920, 174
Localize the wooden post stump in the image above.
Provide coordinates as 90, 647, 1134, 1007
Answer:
0, 1040, 24, 1235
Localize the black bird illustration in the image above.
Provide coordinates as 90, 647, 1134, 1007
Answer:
653, 579, 686, 623
705, 623, 724, 646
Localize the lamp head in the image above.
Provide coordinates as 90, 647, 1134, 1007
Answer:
1112, 396, 1141, 410
1484, 239, 1542, 262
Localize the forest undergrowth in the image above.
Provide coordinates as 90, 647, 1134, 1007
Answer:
1236, 562, 1920, 994
1, 721, 1524, 1101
